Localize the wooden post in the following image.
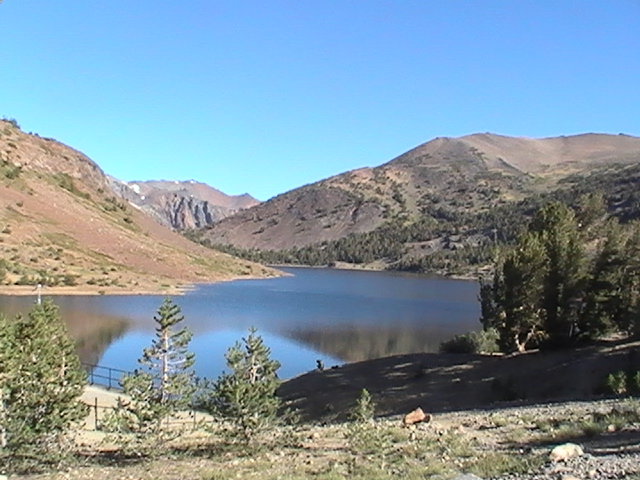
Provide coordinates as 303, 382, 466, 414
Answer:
94, 397, 99, 430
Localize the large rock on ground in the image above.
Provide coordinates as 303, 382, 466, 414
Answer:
549, 443, 584, 462
402, 407, 431, 426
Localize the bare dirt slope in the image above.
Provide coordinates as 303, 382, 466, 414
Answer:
279, 338, 640, 422
0, 119, 276, 294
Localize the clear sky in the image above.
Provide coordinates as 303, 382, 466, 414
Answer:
1, 1, 639, 200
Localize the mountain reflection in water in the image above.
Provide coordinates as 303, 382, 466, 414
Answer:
286, 325, 451, 363
0, 267, 480, 379
0, 296, 130, 366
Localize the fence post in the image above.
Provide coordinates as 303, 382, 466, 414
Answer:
94, 397, 98, 430
108, 368, 112, 390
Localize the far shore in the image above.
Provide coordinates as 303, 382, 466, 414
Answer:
0, 264, 477, 297
270, 261, 480, 281
0, 271, 283, 297
0, 284, 191, 297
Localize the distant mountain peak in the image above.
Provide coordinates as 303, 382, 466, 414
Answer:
197, 132, 640, 257
111, 179, 260, 230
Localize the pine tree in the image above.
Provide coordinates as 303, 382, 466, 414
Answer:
582, 220, 627, 338
104, 298, 195, 441
212, 327, 281, 440
531, 202, 586, 346
0, 300, 87, 470
619, 222, 640, 335
484, 233, 547, 352
142, 298, 195, 409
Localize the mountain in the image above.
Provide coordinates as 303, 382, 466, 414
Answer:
109, 178, 259, 230
0, 118, 275, 293
195, 133, 640, 273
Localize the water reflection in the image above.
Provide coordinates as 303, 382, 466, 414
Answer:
0, 296, 130, 366
286, 325, 451, 362
0, 268, 480, 379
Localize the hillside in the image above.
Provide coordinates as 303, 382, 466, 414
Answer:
194, 133, 640, 274
109, 178, 259, 230
0, 119, 275, 294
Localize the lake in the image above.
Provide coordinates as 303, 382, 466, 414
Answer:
0, 267, 480, 380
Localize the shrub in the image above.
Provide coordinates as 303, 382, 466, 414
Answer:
440, 328, 499, 354
632, 371, 640, 394
605, 370, 640, 396
350, 388, 375, 423
606, 371, 628, 395
1, 117, 20, 129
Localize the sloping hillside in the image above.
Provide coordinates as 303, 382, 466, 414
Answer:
0, 119, 275, 294
109, 179, 259, 230
195, 133, 640, 273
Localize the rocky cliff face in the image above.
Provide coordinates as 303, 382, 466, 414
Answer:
109, 179, 259, 230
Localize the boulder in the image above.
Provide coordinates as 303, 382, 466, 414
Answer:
549, 443, 584, 462
451, 474, 483, 480
402, 407, 431, 426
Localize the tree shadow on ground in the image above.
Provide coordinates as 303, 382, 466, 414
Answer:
279, 339, 640, 423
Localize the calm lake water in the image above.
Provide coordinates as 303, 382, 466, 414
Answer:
0, 267, 480, 380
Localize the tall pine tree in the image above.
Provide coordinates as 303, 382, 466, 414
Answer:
142, 298, 195, 408
105, 298, 195, 438
618, 222, 640, 335
530, 202, 586, 346
582, 220, 627, 338
481, 233, 547, 352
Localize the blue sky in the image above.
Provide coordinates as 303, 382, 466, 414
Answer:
1, 1, 638, 200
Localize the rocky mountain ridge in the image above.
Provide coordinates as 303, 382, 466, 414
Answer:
108, 178, 259, 230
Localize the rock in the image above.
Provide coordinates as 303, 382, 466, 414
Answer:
549, 442, 584, 462
561, 475, 582, 480
403, 407, 431, 426
451, 474, 483, 480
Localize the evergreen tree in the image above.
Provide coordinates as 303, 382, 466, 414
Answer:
482, 233, 547, 352
582, 220, 627, 338
618, 222, 640, 335
530, 202, 586, 346
575, 192, 608, 238
142, 298, 195, 409
212, 327, 281, 440
104, 298, 195, 440
0, 300, 87, 470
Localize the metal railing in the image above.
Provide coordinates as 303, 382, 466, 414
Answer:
83, 363, 130, 390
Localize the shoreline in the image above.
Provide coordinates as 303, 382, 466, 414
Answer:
271, 261, 480, 281
0, 263, 477, 297
0, 271, 285, 297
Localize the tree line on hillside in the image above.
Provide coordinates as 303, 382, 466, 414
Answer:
0, 299, 284, 473
190, 163, 640, 275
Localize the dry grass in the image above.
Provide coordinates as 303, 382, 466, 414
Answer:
11, 383, 640, 480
